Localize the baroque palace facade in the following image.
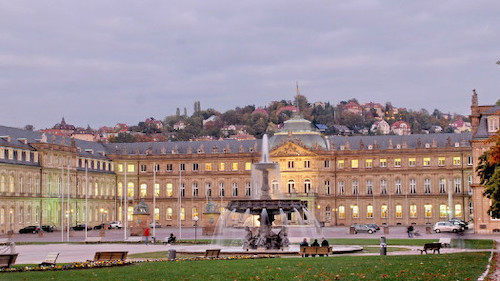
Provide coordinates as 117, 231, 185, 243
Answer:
0, 116, 474, 234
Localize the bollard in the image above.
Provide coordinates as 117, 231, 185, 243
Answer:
380, 236, 387, 256
168, 249, 177, 260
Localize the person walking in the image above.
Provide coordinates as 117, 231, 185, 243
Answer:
144, 227, 151, 245
407, 225, 414, 238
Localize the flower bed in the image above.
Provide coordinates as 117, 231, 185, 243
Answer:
0, 254, 277, 273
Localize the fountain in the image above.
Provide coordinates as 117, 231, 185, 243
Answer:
216, 134, 322, 250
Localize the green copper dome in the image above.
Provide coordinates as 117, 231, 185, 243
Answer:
269, 115, 329, 150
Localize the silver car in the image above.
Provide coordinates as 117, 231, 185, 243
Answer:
352, 224, 377, 234
433, 221, 462, 233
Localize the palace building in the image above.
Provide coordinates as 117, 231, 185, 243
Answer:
470, 90, 500, 234
0, 115, 474, 234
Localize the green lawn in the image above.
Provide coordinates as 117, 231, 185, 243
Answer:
1, 252, 489, 281
327, 238, 495, 248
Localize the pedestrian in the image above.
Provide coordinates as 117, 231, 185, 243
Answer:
407, 225, 414, 238
299, 238, 309, 247
144, 227, 151, 245
321, 237, 329, 247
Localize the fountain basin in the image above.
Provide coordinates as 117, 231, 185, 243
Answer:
226, 199, 307, 215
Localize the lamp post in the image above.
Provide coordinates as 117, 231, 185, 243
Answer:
193, 216, 199, 242
100, 208, 104, 224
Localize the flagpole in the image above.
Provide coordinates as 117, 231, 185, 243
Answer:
85, 160, 88, 240
178, 165, 182, 240
67, 164, 70, 242
61, 166, 64, 242
153, 162, 156, 239
124, 162, 127, 241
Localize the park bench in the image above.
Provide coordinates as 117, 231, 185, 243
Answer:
420, 242, 441, 254
84, 237, 102, 244
300, 246, 332, 257
200, 249, 221, 259
439, 238, 451, 248
0, 238, 9, 245
93, 251, 128, 261
39, 252, 59, 266
0, 253, 18, 268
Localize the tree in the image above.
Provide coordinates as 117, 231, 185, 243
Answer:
478, 133, 500, 218
24, 125, 34, 131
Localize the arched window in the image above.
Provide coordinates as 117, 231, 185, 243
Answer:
409, 179, 416, 194
287, 180, 295, 193
304, 179, 311, 193
127, 182, 135, 198
395, 178, 402, 194
219, 182, 225, 197
395, 204, 402, 218
140, 183, 147, 197
338, 206, 345, 219
166, 208, 173, 220
381, 204, 388, 218
352, 180, 359, 195
424, 178, 431, 194
380, 179, 387, 195
366, 205, 373, 218
232, 183, 238, 197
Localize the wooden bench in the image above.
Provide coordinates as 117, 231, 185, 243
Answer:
0, 254, 18, 268
439, 238, 451, 248
201, 249, 220, 259
84, 237, 102, 244
39, 252, 59, 266
93, 251, 128, 261
420, 243, 441, 254
300, 246, 333, 257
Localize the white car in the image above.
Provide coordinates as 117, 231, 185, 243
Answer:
433, 221, 462, 233
149, 222, 161, 228
108, 221, 122, 229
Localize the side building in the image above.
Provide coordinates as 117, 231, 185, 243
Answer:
470, 91, 500, 234
0, 118, 473, 234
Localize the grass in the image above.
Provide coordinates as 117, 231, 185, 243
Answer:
1, 252, 490, 281
327, 238, 495, 248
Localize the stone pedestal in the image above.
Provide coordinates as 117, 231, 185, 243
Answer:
202, 199, 221, 235
131, 214, 149, 236
7, 230, 13, 238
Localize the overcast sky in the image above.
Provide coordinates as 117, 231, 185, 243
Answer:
1, 1, 499, 129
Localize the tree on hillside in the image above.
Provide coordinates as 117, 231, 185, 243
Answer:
478, 133, 500, 218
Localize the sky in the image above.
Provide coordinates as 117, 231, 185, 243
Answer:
1, 1, 499, 130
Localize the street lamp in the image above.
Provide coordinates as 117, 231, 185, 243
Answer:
100, 208, 104, 224
193, 216, 199, 242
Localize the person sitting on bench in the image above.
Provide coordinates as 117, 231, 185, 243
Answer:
167, 233, 176, 244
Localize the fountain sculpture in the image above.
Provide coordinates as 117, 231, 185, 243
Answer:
220, 135, 320, 250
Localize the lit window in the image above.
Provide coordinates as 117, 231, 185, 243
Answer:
423, 157, 431, 167
338, 160, 344, 169
351, 205, 359, 218
453, 157, 461, 166
219, 162, 225, 171
439, 204, 448, 218
154, 183, 160, 197
140, 184, 147, 197
166, 183, 173, 197
351, 160, 358, 169
127, 182, 135, 197
166, 208, 173, 220
424, 204, 432, 218
245, 162, 252, 170
338, 206, 345, 219
438, 157, 445, 166
118, 164, 123, 172
380, 159, 387, 167
180, 207, 185, 220
127, 164, 135, 173
117, 182, 123, 197
410, 204, 417, 218
127, 207, 133, 221
154, 208, 159, 221
455, 204, 462, 217
365, 159, 372, 168
409, 158, 416, 167
367, 205, 373, 218
205, 163, 212, 171
394, 158, 401, 167
232, 163, 238, 171
192, 208, 198, 220
381, 205, 388, 218
396, 204, 402, 218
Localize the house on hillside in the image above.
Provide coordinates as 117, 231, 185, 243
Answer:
450, 118, 472, 133
370, 120, 390, 135
391, 121, 411, 135
344, 102, 363, 116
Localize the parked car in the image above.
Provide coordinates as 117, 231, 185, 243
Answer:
149, 222, 161, 228
72, 224, 92, 231
352, 224, 377, 234
93, 223, 108, 230
19, 226, 40, 234
449, 218, 468, 230
366, 223, 380, 231
41, 225, 55, 232
433, 221, 462, 233
108, 221, 122, 229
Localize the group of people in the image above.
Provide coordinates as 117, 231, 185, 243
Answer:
300, 237, 330, 257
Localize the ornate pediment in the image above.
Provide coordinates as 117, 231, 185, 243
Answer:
270, 142, 317, 157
